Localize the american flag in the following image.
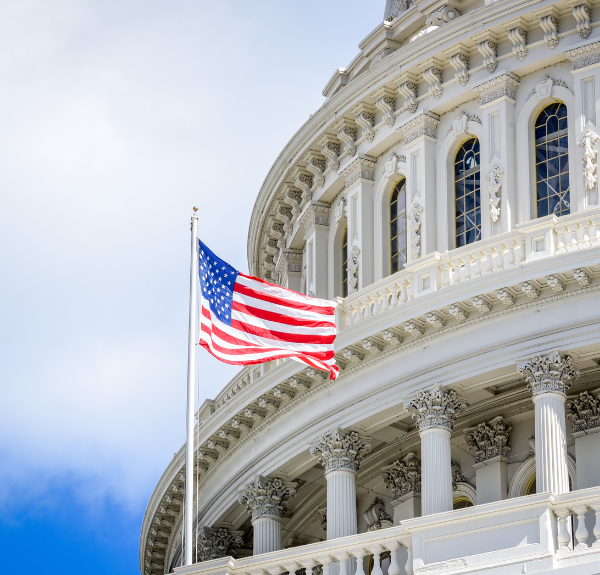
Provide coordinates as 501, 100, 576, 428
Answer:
197, 239, 339, 379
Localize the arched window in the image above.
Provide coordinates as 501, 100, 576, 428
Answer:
390, 178, 407, 273
535, 102, 570, 218
341, 226, 348, 298
454, 138, 481, 247
453, 496, 474, 510
525, 474, 536, 496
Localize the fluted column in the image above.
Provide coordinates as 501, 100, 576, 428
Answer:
518, 351, 579, 495
238, 475, 296, 555
310, 427, 371, 539
408, 385, 465, 515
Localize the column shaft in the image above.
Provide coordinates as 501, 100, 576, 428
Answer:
534, 391, 569, 494
326, 468, 357, 539
421, 427, 453, 515
252, 516, 282, 555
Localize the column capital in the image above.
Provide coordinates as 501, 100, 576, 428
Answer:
309, 427, 372, 473
566, 388, 600, 434
382, 452, 421, 500
465, 416, 512, 464
472, 71, 520, 106
407, 385, 466, 432
565, 39, 600, 71
517, 350, 580, 397
238, 475, 297, 520
339, 155, 377, 189
194, 526, 244, 563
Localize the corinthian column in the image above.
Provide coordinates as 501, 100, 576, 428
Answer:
518, 351, 580, 495
408, 385, 466, 515
310, 428, 371, 540
238, 475, 297, 555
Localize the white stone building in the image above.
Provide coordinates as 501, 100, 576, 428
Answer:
140, 0, 600, 574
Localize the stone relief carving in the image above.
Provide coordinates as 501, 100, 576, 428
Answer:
539, 14, 559, 48
238, 476, 297, 519
321, 138, 341, 173
422, 66, 443, 99
309, 428, 372, 473
451, 461, 469, 489
363, 498, 393, 531
354, 103, 376, 142
477, 39, 497, 73
399, 111, 440, 145
347, 239, 360, 294
546, 274, 565, 293
472, 296, 491, 314
565, 39, 600, 71
517, 351, 580, 396
574, 268, 590, 285
385, 152, 399, 178
407, 385, 466, 431
382, 452, 422, 498
496, 288, 515, 306
578, 129, 600, 190
408, 203, 424, 260
305, 153, 326, 189
572, 3, 591, 38
448, 52, 469, 86
486, 165, 503, 223
465, 416, 512, 463
388, 0, 411, 19
194, 527, 243, 563
404, 320, 423, 337
340, 155, 376, 188
521, 281, 540, 299
426, 5, 459, 27
507, 26, 527, 60
397, 78, 418, 113
472, 73, 519, 106
375, 87, 397, 127
566, 389, 600, 433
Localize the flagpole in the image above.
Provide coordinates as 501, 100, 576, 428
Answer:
185, 206, 199, 566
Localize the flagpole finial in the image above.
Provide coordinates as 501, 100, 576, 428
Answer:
193, 206, 198, 212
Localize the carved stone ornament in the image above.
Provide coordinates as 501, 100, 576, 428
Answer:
507, 26, 527, 61
238, 475, 297, 520
451, 461, 468, 489
397, 73, 419, 113
275, 249, 303, 279
305, 151, 326, 189
566, 389, 600, 433
448, 52, 469, 86
369, 48, 394, 70
477, 39, 497, 73
354, 103, 376, 143
570, 2, 591, 39
486, 165, 503, 223
299, 201, 331, 237
309, 427, 372, 473
194, 527, 243, 563
374, 86, 396, 128
422, 65, 443, 99
425, 5, 459, 27
517, 351, 580, 397
538, 11, 559, 48
465, 416, 512, 463
363, 498, 393, 531
408, 203, 424, 260
388, 0, 410, 19
407, 385, 466, 431
579, 129, 600, 190
398, 111, 440, 146
565, 40, 600, 71
339, 155, 377, 189
385, 152, 400, 178
347, 238, 360, 294
382, 452, 422, 499
472, 73, 520, 106
334, 194, 347, 223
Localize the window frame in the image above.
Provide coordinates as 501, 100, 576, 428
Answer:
453, 136, 482, 248
389, 177, 407, 275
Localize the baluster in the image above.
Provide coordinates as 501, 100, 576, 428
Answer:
569, 224, 579, 250
557, 226, 567, 253
556, 508, 572, 553
335, 552, 350, 575
592, 218, 600, 245
462, 256, 471, 280
386, 542, 401, 575
571, 505, 590, 549
482, 248, 493, 273
592, 503, 600, 548
493, 245, 505, 269
471, 252, 482, 276
581, 220, 591, 247
399, 281, 408, 304
440, 262, 450, 287
319, 556, 332, 575
352, 549, 366, 575
300, 559, 316, 575
346, 305, 355, 327
372, 293, 382, 316
451, 258, 461, 283
513, 239, 524, 264
368, 546, 383, 575
389, 284, 399, 308
363, 297, 372, 319
355, 302, 364, 323
404, 541, 413, 575
505, 242, 515, 266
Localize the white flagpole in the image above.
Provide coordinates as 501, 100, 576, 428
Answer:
185, 206, 199, 566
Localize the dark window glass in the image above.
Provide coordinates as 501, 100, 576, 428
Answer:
341, 227, 348, 298
535, 102, 570, 218
390, 178, 407, 274
454, 137, 481, 247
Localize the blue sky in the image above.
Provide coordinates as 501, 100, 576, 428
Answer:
0, 2, 381, 573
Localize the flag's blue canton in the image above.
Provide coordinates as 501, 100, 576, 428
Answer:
198, 239, 240, 327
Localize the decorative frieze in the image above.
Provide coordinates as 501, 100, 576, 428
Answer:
574, 268, 590, 285
567, 0, 592, 38
420, 58, 444, 99
472, 73, 520, 106
288, 376, 311, 390
339, 155, 376, 189
382, 452, 422, 499
407, 385, 466, 431
486, 165, 503, 223
382, 329, 403, 345
448, 304, 468, 321
517, 351, 580, 397
565, 40, 600, 71
309, 428, 372, 473
504, 18, 528, 61
521, 281, 540, 299
238, 475, 297, 519
496, 288, 515, 306
342, 348, 364, 363
566, 389, 600, 433
374, 86, 397, 127
354, 102, 376, 142
473, 31, 498, 73
426, 312, 445, 329
275, 249, 303, 279
363, 498, 393, 531
404, 320, 423, 337
465, 416, 512, 463
194, 527, 244, 563
534, 6, 560, 49
546, 275, 565, 293
579, 129, 600, 190
398, 111, 440, 145
472, 296, 491, 313
395, 72, 419, 113
426, 5, 459, 27
362, 339, 383, 353
299, 201, 331, 237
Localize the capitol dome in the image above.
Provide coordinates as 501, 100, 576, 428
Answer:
141, 0, 600, 574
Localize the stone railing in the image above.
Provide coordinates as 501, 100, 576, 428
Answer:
340, 208, 600, 328
175, 487, 600, 575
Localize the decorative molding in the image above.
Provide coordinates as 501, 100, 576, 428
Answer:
194, 527, 244, 563
238, 476, 297, 520
407, 385, 466, 431
299, 201, 331, 237
362, 338, 383, 353
465, 416, 512, 463
396, 72, 419, 113
369, 48, 395, 70
354, 103, 376, 143
408, 203, 424, 261
339, 155, 377, 188
534, 6, 560, 49
374, 86, 397, 127
517, 350, 580, 397
448, 111, 481, 138
293, 167, 314, 207
578, 129, 600, 190
347, 238, 360, 294
486, 165, 503, 223
335, 117, 358, 158
425, 5, 459, 27
363, 497, 393, 531
282, 184, 302, 217
472, 73, 520, 106
388, 0, 411, 20
420, 58, 444, 99
309, 428, 372, 473
398, 111, 440, 145
342, 347, 364, 363
565, 40, 600, 70
382, 452, 422, 499
504, 17, 528, 61
566, 389, 600, 433
404, 320, 424, 338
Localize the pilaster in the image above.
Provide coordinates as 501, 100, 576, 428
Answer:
194, 527, 244, 563
518, 351, 580, 495
382, 452, 422, 522
275, 249, 303, 293
299, 201, 331, 298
